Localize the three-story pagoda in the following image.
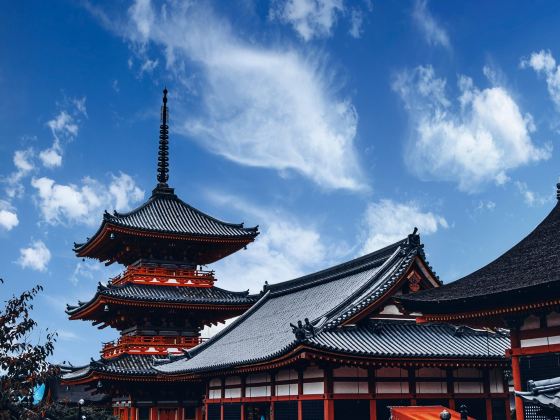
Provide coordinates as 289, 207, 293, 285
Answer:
62, 89, 259, 420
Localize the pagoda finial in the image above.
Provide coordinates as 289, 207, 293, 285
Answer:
157, 87, 170, 188
556, 182, 560, 201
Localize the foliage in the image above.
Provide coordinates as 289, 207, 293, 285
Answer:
44, 403, 117, 420
0, 279, 59, 419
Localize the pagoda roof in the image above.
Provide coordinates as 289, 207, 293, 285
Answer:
398, 194, 560, 316
62, 354, 164, 382
155, 234, 495, 376
74, 189, 258, 252
66, 282, 257, 319
74, 89, 258, 265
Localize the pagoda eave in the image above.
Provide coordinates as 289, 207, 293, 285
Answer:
67, 296, 254, 322
75, 223, 257, 265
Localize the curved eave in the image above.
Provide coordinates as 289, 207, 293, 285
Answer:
398, 278, 560, 320
67, 293, 256, 321
156, 343, 509, 381
61, 369, 161, 386
74, 222, 258, 258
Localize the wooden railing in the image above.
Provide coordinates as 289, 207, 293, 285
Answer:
102, 335, 208, 358
111, 265, 215, 287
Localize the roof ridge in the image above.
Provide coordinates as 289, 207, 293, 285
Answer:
267, 237, 408, 295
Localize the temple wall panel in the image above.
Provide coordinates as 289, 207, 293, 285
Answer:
224, 388, 242, 398
453, 381, 484, 394
303, 366, 324, 379
416, 381, 447, 394
332, 381, 368, 394
275, 383, 298, 396
376, 381, 409, 394
245, 385, 271, 397
332, 366, 367, 377
548, 311, 560, 327
302, 381, 324, 394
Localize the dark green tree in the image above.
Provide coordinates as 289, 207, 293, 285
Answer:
0, 279, 58, 419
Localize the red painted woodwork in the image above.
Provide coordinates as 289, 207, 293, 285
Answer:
102, 335, 207, 358
111, 265, 215, 288
324, 399, 334, 420
508, 342, 560, 356
518, 325, 560, 340
158, 408, 177, 420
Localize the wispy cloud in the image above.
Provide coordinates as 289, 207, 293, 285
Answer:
521, 49, 560, 111
361, 199, 447, 254
515, 181, 553, 207
393, 65, 550, 192
40, 97, 87, 168
412, 0, 450, 49
86, 0, 366, 192
31, 172, 144, 226
17, 240, 51, 272
270, 0, 344, 41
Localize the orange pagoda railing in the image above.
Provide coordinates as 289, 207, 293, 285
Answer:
111, 265, 215, 287
101, 335, 208, 358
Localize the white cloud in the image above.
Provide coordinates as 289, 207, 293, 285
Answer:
412, 0, 450, 49
521, 50, 560, 110
0, 200, 19, 231
514, 181, 552, 207
361, 199, 448, 254
39, 147, 63, 168
117, 1, 365, 191
206, 192, 337, 293
271, 0, 344, 41
5, 148, 35, 198
393, 65, 551, 192
17, 240, 51, 272
40, 98, 87, 168
31, 172, 144, 226
348, 8, 364, 38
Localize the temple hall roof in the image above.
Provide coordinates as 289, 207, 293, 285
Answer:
307, 319, 508, 359
398, 193, 560, 315
155, 234, 497, 376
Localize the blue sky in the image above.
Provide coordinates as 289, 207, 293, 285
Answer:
2, 0, 560, 365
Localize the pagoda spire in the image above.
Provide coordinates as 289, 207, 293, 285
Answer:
157, 87, 170, 188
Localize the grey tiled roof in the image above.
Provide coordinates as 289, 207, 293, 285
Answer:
516, 377, 560, 412
74, 190, 258, 252
62, 354, 164, 381
307, 320, 509, 359
156, 236, 423, 374
66, 283, 257, 315
105, 191, 258, 237
399, 201, 560, 314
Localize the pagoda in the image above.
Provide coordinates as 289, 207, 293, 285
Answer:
62, 89, 259, 420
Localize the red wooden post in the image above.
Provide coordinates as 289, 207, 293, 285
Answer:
323, 399, 334, 420
510, 329, 524, 420
369, 400, 377, 420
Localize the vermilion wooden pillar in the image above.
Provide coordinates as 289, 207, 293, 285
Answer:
510, 329, 524, 420
323, 399, 334, 420
369, 400, 376, 420
195, 406, 203, 420
297, 400, 303, 420
485, 399, 493, 420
